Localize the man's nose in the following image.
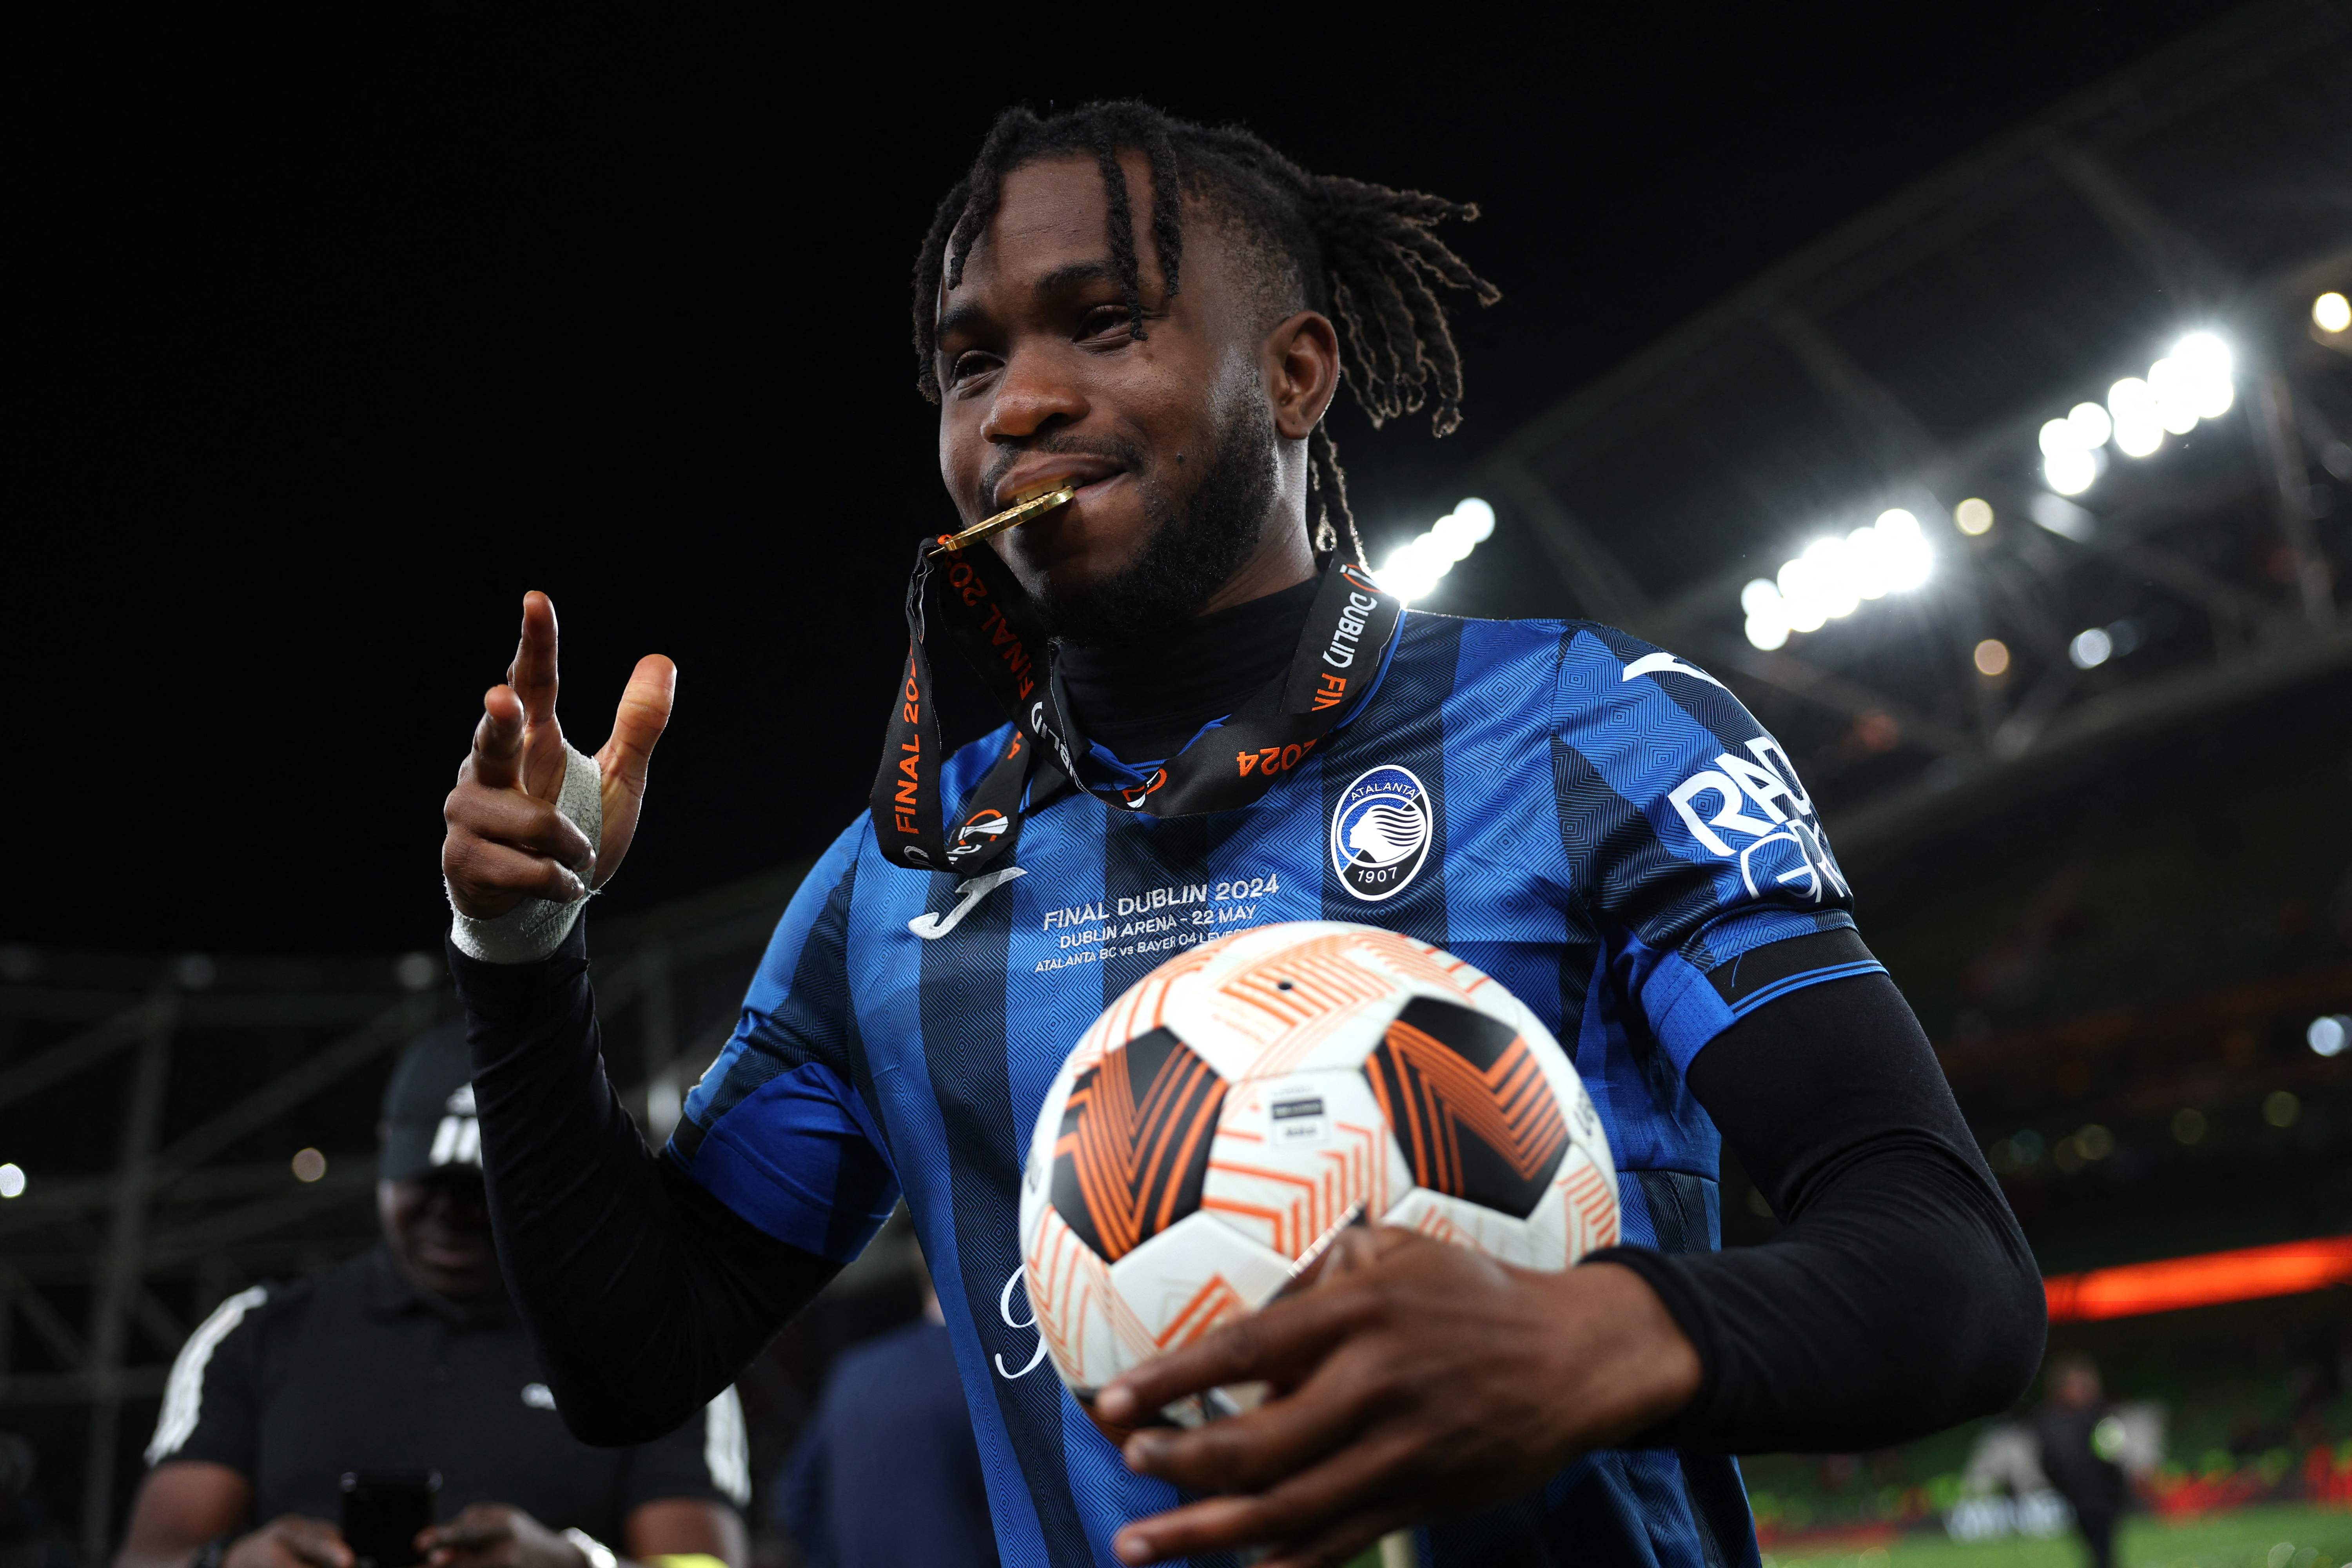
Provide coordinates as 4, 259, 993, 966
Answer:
981, 344, 1087, 445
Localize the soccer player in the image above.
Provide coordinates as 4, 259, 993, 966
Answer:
440, 102, 2043, 1568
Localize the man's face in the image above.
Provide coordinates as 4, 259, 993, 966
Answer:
378, 1169, 500, 1301
931, 153, 1285, 636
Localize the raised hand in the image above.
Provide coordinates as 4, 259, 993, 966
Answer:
443, 591, 676, 920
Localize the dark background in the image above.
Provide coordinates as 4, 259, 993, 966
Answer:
3, 4, 2247, 955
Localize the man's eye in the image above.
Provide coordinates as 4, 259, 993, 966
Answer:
1081, 305, 1133, 341
948, 351, 997, 384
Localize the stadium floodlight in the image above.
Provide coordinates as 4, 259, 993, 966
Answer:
2108, 377, 2164, 456
1954, 498, 1994, 536
2039, 414, 2102, 495
2044, 446, 2096, 495
1875, 508, 1932, 589
1845, 526, 1893, 599
2310, 1015, 2350, 1058
1741, 579, 1791, 650
2172, 333, 2234, 418
2067, 402, 2113, 448
2020, 333, 2234, 503
2316, 293, 2351, 334
1804, 537, 1863, 619
1374, 495, 1494, 604
2147, 357, 2203, 435
2068, 627, 2114, 669
0, 1163, 22, 1200
1742, 508, 1930, 646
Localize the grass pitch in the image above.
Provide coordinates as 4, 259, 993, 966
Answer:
1764, 1503, 2352, 1568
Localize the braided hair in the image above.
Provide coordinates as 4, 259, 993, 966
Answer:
910, 101, 1499, 564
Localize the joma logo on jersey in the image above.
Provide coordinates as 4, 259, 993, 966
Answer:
1666, 737, 1850, 902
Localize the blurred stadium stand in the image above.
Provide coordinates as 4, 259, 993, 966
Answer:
7, 2, 2352, 1561
0, 867, 927, 1566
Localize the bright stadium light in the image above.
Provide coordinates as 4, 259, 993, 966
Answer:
1741, 578, 1791, 650
2147, 357, 2202, 435
1374, 496, 1493, 604
1954, 497, 1994, 535
2172, 333, 2234, 417
2316, 293, 2351, 334
2108, 376, 2164, 457
2069, 626, 2113, 669
2310, 1015, 2350, 1058
2022, 333, 2234, 500
2044, 444, 2097, 496
1742, 508, 1931, 646
1875, 508, 1932, 589
0, 1163, 23, 1200
1805, 537, 1862, 618
2067, 401, 2113, 448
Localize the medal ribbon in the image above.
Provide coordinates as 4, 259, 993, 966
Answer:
871, 536, 1403, 877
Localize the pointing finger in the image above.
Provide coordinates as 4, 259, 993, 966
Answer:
599, 653, 675, 800
507, 591, 560, 729
470, 685, 525, 791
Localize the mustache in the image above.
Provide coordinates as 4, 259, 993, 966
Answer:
975, 436, 1148, 516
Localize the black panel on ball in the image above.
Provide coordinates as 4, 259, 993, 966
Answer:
1363, 995, 1570, 1218
1048, 1026, 1227, 1263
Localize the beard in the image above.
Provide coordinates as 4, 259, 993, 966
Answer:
1031, 396, 1277, 648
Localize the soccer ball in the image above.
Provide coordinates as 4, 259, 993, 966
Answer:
1018, 920, 1618, 1417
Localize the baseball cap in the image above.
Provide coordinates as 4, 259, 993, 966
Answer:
379, 1024, 481, 1182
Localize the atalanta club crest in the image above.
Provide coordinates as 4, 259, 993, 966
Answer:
1331, 764, 1432, 901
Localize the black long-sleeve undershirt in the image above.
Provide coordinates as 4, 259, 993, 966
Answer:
453, 924, 2043, 1452
1598, 972, 2045, 1452
454, 926, 835, 1445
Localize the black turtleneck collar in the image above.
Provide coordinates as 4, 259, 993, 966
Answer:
1057, 576, 1321, 764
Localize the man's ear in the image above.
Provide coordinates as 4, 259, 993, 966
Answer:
1267, 310, 1341, 440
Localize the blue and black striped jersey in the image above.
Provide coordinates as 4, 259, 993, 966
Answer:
670, 612, 1881, 1568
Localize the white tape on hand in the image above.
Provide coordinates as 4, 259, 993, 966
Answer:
448, 742, 603, 964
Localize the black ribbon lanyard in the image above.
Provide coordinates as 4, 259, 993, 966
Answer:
871, 535, 1404, 878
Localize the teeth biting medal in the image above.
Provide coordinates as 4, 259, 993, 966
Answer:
933, 477, 1080, 554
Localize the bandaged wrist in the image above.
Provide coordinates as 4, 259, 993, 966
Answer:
448, 742, 602, 964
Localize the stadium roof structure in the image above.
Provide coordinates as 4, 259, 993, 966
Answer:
1458, 0, 2352, 857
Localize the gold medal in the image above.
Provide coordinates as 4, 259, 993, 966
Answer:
932, 480, 1080, 554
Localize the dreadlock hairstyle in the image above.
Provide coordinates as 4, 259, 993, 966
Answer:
910, 101, 1500, 564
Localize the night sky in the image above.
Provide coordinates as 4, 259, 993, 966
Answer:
6, 5, 2243, 955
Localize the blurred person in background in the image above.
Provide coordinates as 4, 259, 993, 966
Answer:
775, 1262, 991, 1568
113, 1029, 749, 1568
2034, 1354, 2128, 1568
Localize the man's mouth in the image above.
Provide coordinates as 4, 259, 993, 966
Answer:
993, 460, 1125, 510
